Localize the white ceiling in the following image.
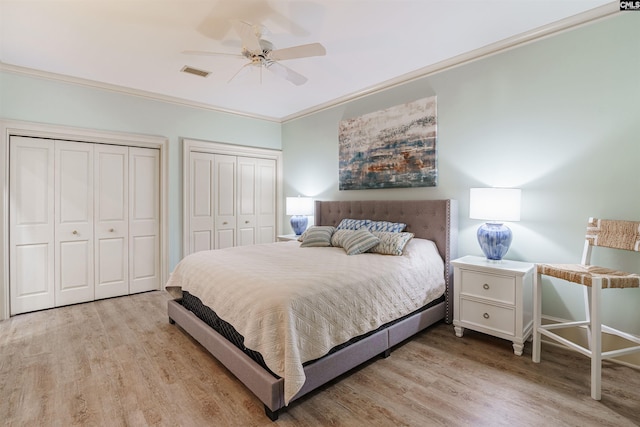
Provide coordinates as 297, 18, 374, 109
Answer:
0, 0, 616, 122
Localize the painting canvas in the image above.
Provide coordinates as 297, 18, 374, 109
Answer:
338, 96, 437, 190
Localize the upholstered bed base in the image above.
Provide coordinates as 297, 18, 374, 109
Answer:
168, 199, 458, 420
168, 297, 445, 419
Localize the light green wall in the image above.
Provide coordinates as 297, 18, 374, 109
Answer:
282, 13, 640, 333
1, 13, 638, 334
0, 71, 282, 269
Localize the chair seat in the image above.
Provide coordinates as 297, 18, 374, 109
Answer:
537, 263, 640, 289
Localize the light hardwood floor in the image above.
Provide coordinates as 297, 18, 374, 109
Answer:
1, 291, 638, 426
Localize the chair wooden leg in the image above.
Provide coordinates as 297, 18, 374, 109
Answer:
532, 271, 542, 363
590, 278, 602, 400
584, 285, 592, 351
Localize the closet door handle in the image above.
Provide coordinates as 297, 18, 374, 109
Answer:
245, 220, 249, 224
483, 283, 490, 290
109, 228, 115, 232
72, 230, 78, 235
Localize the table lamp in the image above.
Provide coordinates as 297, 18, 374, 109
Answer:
469, 188, 521, 261
286, 196, 314, 235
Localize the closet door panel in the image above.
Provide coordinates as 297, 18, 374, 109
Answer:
9, 137, 55, 314
189, 152, 215, 253
54, 141, 95, 306
95, 145, 129, 299
214, 155, 236, 249
256, 158, 276, 244
129, 147, 160, 293
237, 157, 257, 246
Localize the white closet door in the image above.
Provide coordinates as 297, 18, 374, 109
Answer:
9, 136, 55, 315
54, 141, 95, 306
94, 144, 129, 299
189, 152, 215, 253
214, 154, 236, 249
129, 147, 160, 294
237, 156, 257, 246
256, 158, 276, 244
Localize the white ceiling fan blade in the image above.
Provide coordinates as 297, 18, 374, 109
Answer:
269, 43, 326, 61
182, 50, 243, 59
266, 62, 307, 86
231, 19, 262, 52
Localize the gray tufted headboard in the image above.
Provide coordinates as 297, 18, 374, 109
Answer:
315, 199, 458, 323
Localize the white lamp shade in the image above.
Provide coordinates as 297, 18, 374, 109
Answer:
469, 188, 521, 222
286, 197, 314, 216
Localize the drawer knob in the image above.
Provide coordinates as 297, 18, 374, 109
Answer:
483, 313, 490, 319
483, 283, 490, 290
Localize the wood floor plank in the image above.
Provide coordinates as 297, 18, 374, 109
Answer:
1, 291, 638, 426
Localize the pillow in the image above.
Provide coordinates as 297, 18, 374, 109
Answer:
299, 226, 335, 247
342, 229, 380, 255
336, 218, 371, 230
366, 220, 407, 233
369, 231, 415, 255
330, 229, 355, 248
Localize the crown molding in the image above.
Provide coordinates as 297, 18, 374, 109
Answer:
0, 62, 281, 123
281, 3, 621, 123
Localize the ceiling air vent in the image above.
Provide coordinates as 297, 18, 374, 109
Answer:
181, 66, 211, 78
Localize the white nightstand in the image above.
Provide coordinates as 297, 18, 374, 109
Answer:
276, 234, 300, 242
452, 255, 534, 356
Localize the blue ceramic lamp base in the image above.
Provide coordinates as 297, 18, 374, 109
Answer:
477, 222, 513, 261
290, 215, 308, 235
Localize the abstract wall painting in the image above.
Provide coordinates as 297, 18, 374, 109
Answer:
338, 96, 437, 190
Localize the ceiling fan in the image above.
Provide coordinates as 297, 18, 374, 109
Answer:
183, 20, 326, 86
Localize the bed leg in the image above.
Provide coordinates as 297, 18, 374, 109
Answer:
382, 349, 391, 358
264, 405, 279, 421
169, 317, 175, 325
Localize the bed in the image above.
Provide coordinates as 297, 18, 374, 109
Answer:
166, 199, 458, 420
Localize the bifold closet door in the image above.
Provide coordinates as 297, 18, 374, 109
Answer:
9, 136, 55, 315
214, 154, 237, 249
255, 158, 276, 244
237, 156, 257, 246
189, 152, 215, 253
54, 141, 95, 306
187, 152, 276, 255
94, 144, 129, 299
129, 147, 160, 294
237, 156, 276, 245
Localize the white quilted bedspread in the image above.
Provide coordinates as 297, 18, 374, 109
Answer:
165, 238, 445, 404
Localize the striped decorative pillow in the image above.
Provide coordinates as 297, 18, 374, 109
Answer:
342, 229, 380, 255
369, 231, 414, 255
330, 229, 353, 248
299, 226, 336, 247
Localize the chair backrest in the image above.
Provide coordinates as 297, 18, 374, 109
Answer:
581, 217, 640, 265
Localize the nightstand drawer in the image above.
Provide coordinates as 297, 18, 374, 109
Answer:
460, 270, 515, 304
460, 299, 515, 336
